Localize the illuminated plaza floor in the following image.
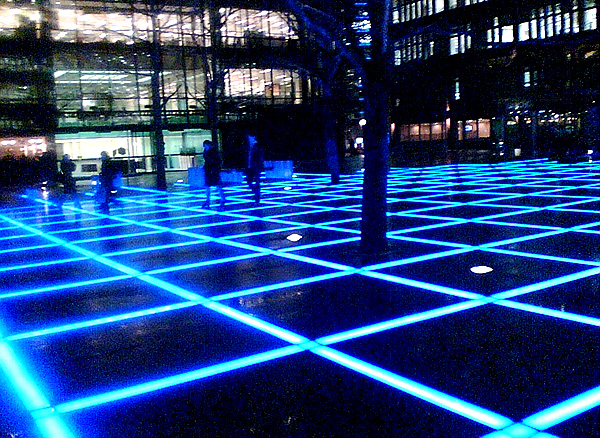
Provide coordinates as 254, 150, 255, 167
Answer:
2, 158, 600, 437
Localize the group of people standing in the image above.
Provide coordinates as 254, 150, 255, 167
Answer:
201, 132, 264, 208
50, 131, 265, 213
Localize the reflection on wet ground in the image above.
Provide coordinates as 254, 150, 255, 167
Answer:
2, 158, 600, 437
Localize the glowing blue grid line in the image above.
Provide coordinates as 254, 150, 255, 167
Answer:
0, 243, 61, 255
101, 239, 210, 257
203, 301, 310, 344
485, 247, 600, 267
317, 299, 491, 345
4, 160, 600, 434
0, 256, 89, 273
210, 270, 356, 301
360, 247, 474, 271
0, 275, 132, 300
494, 300, 600, 327
4, 301, 200, 341
311, 346, 513, 430
362, 270, 485, 300
143, 252, 268, 275
53, 345, 304, 414
523, 384, 600, 430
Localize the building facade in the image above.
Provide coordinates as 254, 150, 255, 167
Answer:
0, 0, 320, 181
391, 0, 599, 164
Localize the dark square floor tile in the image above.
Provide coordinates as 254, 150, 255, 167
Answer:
73, 231, 204, 255
405, 221, 551, 246
335, 305, 600, 420
153, 254, 336, 297
387, 201, 452, 213
511, 274, 600, 317
0, 234, 58, 251
555, 199, 600, 211
498, 231, 600, 262
0, 277, 187, 335
236, 205, 321, 218
489, 209, 600, 228
108, 241, 253, 272
180, 219, 296, 238
297, 197, 362, 208
62, 352, 491, 438
293, 237, 455, 268
375, 250, 590, 296
0, 245, 83, 269
327, 215, 455, 233
418, 193, 510, 203
148, 214, 241, 229
551, 187, 600, 197
221, 274, 464, 338
0, 259, 123, 294
228, 226, 357, 250
0, 226, 38, 238
53, 223, 152, 240
476, 185, 551, 194
414, 205, 530, 220
12, 306, 287, 404
485, 196, 591, 208
387, 190, 449, 200
274, 210, 360, 225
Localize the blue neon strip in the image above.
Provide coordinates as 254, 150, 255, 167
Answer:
317, 300, 490, 345
362, 247, 474, 271
144, 253, 267, 276
203, 301, 309, 344
485, 247, 600, 267
277, 236, 361, 252
102, 239, 209, 257
494, 300, 600, 327
0, 275, 132, 300
34, 416, 76, 438
210, 271, 355, 301
0, 340, 50, 411
362, 270, 485, 300
311, 346, 513, 429
5, 301, 199, 341
504, 266, 600, 299
54, 345, 304, 414
523, 384, 600, 430
136, 274, 209, 302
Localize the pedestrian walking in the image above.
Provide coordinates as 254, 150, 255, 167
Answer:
201, 139, 226, 209
244, 133, 264, 205
58, 154, 81, 209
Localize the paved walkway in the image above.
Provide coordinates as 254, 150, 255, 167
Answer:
1, 159, 600, 437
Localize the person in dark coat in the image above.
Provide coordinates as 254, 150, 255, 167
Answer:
98, 151, 117, 213
202, 140, 226, 208
58, 154, 81, 209
244, 133, 264, 205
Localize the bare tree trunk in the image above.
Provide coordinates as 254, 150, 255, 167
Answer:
360, 1, 392, 254
361, 71, 390, 254
323, 83, 340, 184
150, 11, 167, 190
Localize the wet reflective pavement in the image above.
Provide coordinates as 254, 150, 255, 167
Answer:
2, 159, 600, 437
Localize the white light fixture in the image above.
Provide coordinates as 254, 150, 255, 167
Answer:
286, 233, 303, 242
470, 266, 493, 274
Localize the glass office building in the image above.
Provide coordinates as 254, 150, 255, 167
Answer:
0, 0, 307, 177
391, 0, 599, 164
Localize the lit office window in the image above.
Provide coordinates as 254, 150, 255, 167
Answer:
518, 21, 530, 40
434, 0, 444, 14
454, 79, 460, 100
450, 32, 471, 55
501, 25, 514, 42
583, 6, 598, 30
